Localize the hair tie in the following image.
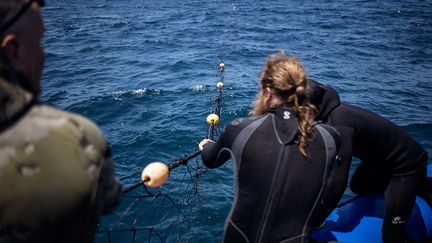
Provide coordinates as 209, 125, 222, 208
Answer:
273, 87, 296, 97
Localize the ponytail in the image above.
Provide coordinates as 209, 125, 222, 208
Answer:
254, 52, 317, 156
292, 82, 316, 157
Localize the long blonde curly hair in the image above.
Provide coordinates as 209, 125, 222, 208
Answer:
252, 52, 317, 156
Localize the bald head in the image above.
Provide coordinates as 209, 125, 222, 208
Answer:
0, 0, 45, 34
0, 0, 45, 96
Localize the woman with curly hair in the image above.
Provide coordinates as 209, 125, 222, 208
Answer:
198, 52, 342, 243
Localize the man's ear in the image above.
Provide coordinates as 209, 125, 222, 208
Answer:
1, 34, 19, 64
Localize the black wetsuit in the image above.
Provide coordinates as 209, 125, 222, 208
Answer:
201, 107, 339, 243
307, 80, 428, 243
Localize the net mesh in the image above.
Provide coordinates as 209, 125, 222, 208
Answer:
96, 63, 225, 243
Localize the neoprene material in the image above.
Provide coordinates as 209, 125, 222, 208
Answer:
307, 79, 429, 242
201, 107, 339, 243
312, 164, 432, 243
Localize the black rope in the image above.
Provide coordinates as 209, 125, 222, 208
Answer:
165, 194, 191, 225
167, 150, 202, 171
123, 182, 145, 194
207, 63, 224, 140
122, 62, 224, 195
122, 150, 202, 194
98, 227, 166, 243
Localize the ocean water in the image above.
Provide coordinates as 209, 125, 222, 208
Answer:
40, 0, 432, 242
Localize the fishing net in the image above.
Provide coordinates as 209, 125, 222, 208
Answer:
95, 63, 226, 243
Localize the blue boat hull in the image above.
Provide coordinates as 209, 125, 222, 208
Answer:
313, 164, 432, 243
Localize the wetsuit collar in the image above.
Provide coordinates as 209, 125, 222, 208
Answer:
270, 107, 299, 145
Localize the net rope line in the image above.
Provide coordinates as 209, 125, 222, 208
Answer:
96, 63, 225, 243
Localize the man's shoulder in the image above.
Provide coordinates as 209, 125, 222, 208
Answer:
32, 104, 100, 127
1, 103, 107, 151
0, 104, 109, 232
34, 104, 107, 146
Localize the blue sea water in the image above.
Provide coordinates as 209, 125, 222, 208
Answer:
40, 0, 432, 242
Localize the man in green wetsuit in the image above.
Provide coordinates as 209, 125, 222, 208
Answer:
0, 1, 122, 242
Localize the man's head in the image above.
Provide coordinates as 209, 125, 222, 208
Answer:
0, 0, 45, 96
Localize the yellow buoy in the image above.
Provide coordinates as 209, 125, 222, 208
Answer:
217, 82, 224, 89
141, 162, 169, 187
219, 62, 225, 70
206, 113, 220, 126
